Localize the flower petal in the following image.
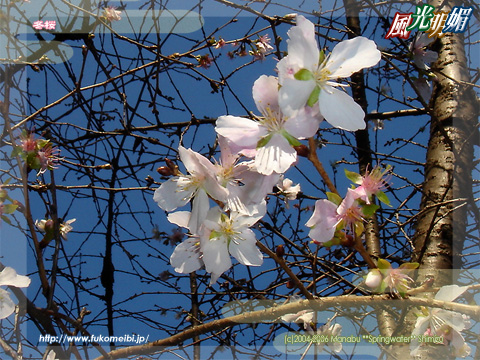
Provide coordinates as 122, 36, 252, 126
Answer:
202, 238, 232, 283
216, 115, 265, 151
229, 229, 263, 266
435, 284, 469, 302
0, 288, 16, 319
284, 106, 321, 139
326, 36, 381, 79
255, 133, 297, 175
0, 267, 31, 288
170, 238, 203, 274
306, 199, 338, 243
253, 75, 280, 114
286, 15, 320, 71
318, 85, 366, 131
279, 78, 316, 115
167, 211, 191, 229
153, 178, 193, 212
188, 188, 209, 234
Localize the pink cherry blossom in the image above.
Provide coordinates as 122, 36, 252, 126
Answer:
351, 166, 390, 204
306, 189, 363, 244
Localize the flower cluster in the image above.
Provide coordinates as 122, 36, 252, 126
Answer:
154, 15, 382, 283
306, 166, 391, 246
410, 285, 471, 358
0, 266, 31, 319
13, 131, 62, 176
154, 143, 277, 284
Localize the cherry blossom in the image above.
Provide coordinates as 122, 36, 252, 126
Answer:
200, 207, 264, 284
167, 206, 264, 284
410, 32, 438, 70
410, 285, 471, 358
306, 189, 363, 244
256, 34, 273, 53
0, 266, 31, 319
37, 143, 62, 175
364, 258, 418, 296
215, 136, 279, 215
167, 212, 204, 275
281, 309, 314, 331
346, 166, 391, 205
103, 6, 122, 22
315, 320, 343, 353
153, 146, 227, 234
35, 218, 76, 240
216, 75, 320, 175
277, 15, 381, 131
277, 176, 301, 201
215, 38, 226, 49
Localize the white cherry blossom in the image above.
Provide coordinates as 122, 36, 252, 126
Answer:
200, 207, 265, 284
410, 285, 471, 358
215, 136, 279, 215
216, 75, 320, 175
154, 146, 227, 233
0, 266, 31, 319
277, 15, 381, 131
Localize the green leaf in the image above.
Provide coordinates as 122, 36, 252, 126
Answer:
377, 258, 391, 270
281, 130, 301, 147
376, 190, 391, 206
399, 262, 419, 270
1, 215, 12, 225
37, 139, 50, 149
307, 85, 320, 107
294, 68, 314, 81
322, 236, 340, 247
11, 146, 23, 158
257, 134, 272, 148
378, 281, 388, 293
3, 204, 18, 214
344, 168, 362, 184
326, 192, 342, 206
362, 203, 380, 217
354, 222, 364, 237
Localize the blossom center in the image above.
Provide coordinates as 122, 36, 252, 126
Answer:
261, 107, 286, 133
314, 65, 331, 86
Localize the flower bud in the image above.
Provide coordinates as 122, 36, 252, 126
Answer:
157, 166, 173, 177
365, 269, 382, 289
275, 244, 285, 258
294, 145, 309, 158
13, 200, 25, 213
341, 234, 355, 248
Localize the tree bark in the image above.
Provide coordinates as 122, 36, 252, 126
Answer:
413, 0, 478, 287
